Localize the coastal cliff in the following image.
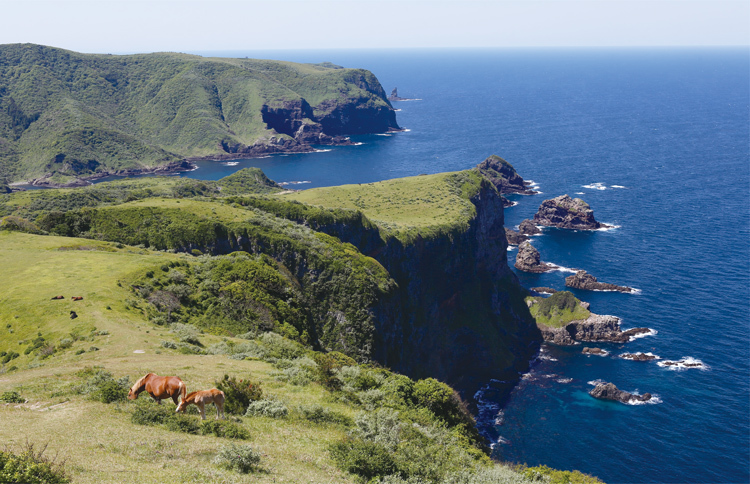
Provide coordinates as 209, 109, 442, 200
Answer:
0, 44, 399, 186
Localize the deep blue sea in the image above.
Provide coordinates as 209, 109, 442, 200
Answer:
182, 48, 749, 483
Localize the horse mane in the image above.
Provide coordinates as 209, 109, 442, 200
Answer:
130, 373, 154, 395
184, 391, 199, 401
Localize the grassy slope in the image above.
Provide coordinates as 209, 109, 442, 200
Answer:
281, 170, 483, 242
0, 44, 394, 183
526, 293, 592, 328
0, 231, 355, 483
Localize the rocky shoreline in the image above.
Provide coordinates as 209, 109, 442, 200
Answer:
565, 270, 635, 293
538, 313, 652, 346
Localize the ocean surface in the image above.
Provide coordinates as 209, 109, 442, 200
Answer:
177, 48, 749, 482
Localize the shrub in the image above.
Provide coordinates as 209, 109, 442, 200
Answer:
298, 404, 352, 426
57, 338, 73, 350
131, 400, 173, 426
76, 369, 129, 403
200, 420, 251, 440
212, 442, 261, 473
164, 414, 200, 434
1, 351, 19, 364
245, 399, 288, 419
329, 438, 396, 481
271, 357, 317, 386
170, 323, 201, 345
1, 391, 24, 403
352, 408, 402, 451
0, 443, 69, 484
522, 465, 603, 484
215, 375, 263, 415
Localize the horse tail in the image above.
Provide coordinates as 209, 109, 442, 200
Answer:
178, 380, 187, 404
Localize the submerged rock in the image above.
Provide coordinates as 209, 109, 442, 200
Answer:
530, 287, 556, 294
589, 382, 652, 404
518, 219, 541, 235
505, 227, 528, 245
532, 195, 611, 230
477, 155, 538, 195
582, 347, 607, 356
565, 270, 634, 293
514, 241, 554, 273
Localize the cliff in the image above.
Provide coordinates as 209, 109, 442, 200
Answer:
0, 44, 399, 185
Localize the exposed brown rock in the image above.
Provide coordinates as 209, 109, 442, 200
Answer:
518, 219, 541, 235
477, 155, 538, 195
532, 195, 611, 230
565, 270, 634, 293
514, 241, 554, 273
620, 352, 657, 361
505, 227, 529, 245
582, 347, 607, 356
589, 382, 652, 404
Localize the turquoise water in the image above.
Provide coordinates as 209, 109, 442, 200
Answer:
169, 48, 750, 482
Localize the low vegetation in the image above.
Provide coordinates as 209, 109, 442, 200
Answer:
526, 291, 591, 328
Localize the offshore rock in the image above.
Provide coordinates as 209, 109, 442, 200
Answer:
532, 195, 611, 230
387, 87, 412, 101
589, 382, 652, 404
514, 241, 553, 273
505, 227, 528, 246
539, 313, 650, 345
621, 352, 657, 361
477, 155, 538, 195
518, 219, 541, 235
582, 347, 607, 356
565, 270, 634, 293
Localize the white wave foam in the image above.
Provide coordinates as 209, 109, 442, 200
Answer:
595, 224, 621, 231
375, 133, 392, 136
402, 128, 412, 132
495, 436, 510, 445
507, 201, 519, 207
611, 185, 627, 189
585, 350, 609, 357
351, 142, 364, 146
278, 180, 311, 186
587, 379, 607, 386
394, 109, 402, 112
314, 149, 333, 153
628, 328, 658, 341
658, 356, 707, 371
556, 378, 573, 384
582, 182, 607, 190
626, 394, 662, 405
548, 264, 579, 274
575, 192, 585, 195
222, 161, 240, 166
507, 246, 516, 251
538, 354, 558, 362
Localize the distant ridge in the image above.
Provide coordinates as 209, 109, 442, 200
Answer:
0, 44, 399, 186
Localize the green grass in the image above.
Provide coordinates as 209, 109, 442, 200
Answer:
526, 291, 591, 328
281, 170, 485, 242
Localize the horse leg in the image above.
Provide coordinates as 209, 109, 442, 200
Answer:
217, 401, 224, 420
199, 403, 206, 420
153, 397, 161, 405
172, 394, 179, 405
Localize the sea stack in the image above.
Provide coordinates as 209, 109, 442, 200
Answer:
518, 219, 541, 235
589, 382, 652, 404
565, 270, 634, 293
532, 195, 611, 230
477, 155, 538, 195
505, 227, 529, 245
514, 241, 554, 273
388, 87, 408, 102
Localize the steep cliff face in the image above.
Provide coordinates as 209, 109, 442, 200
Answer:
370, 181, 540, 396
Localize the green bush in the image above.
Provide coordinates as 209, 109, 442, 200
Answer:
75, 369, 129, 403
1, 351, 19, 364
245, 399, 288, 419
215, 374, 263, 415
0, 443, 69, 484
329, 438, 396, 481
297, 404, 352, 426
131, 400, 173, 426
0, 391, 24, 403
200, 420, 251, 440
522, 465, 603, 484
164, 414, 200, 435
212, 442, 261, 473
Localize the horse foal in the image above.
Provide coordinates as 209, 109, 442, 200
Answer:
176, 388, 225, 420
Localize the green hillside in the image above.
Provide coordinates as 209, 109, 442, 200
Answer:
0, 44, 398, 185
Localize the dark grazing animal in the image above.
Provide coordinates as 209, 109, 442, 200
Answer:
69, 311, 78, 319
51, 296, 64, 300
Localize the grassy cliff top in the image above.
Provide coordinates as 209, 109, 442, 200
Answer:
280, 169, 485, 241
526, 291, 592, 328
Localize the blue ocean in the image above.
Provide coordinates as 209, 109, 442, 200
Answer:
180, 48, 748, 483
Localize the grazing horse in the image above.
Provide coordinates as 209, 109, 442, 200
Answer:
72, 296, 83, 301
128, 373, 186, 405
51, 295, 64, 300
175, 388, 225, 420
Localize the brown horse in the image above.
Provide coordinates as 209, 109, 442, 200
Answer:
175, 388, 225, 420
128, 373, 186, 405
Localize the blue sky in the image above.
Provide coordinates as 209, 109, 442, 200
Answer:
1, 0, 748, 53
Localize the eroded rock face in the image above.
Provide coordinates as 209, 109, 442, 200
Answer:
477, 155, 538, 195
538, 313, 651, 346
532, 195, 610, 230
565, 270, 634, 293
514, 241, 553, 273
505, 227, 528, 245
518, 219, 541, 235
589, 382, 652, 404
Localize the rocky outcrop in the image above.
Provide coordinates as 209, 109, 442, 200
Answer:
532, 195, 610, 230
505, 227, 528, 245
589, 382, 652, 404
531, 287, 556, 294
620, 352, 657, 361
518, 219, 541, 235
387, 87, 413, 102
583, 347, 607, 356
538, 313, 651, 346
514, 241, 553, 273
565, 270, 634, 293
477, 155, 538, 195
